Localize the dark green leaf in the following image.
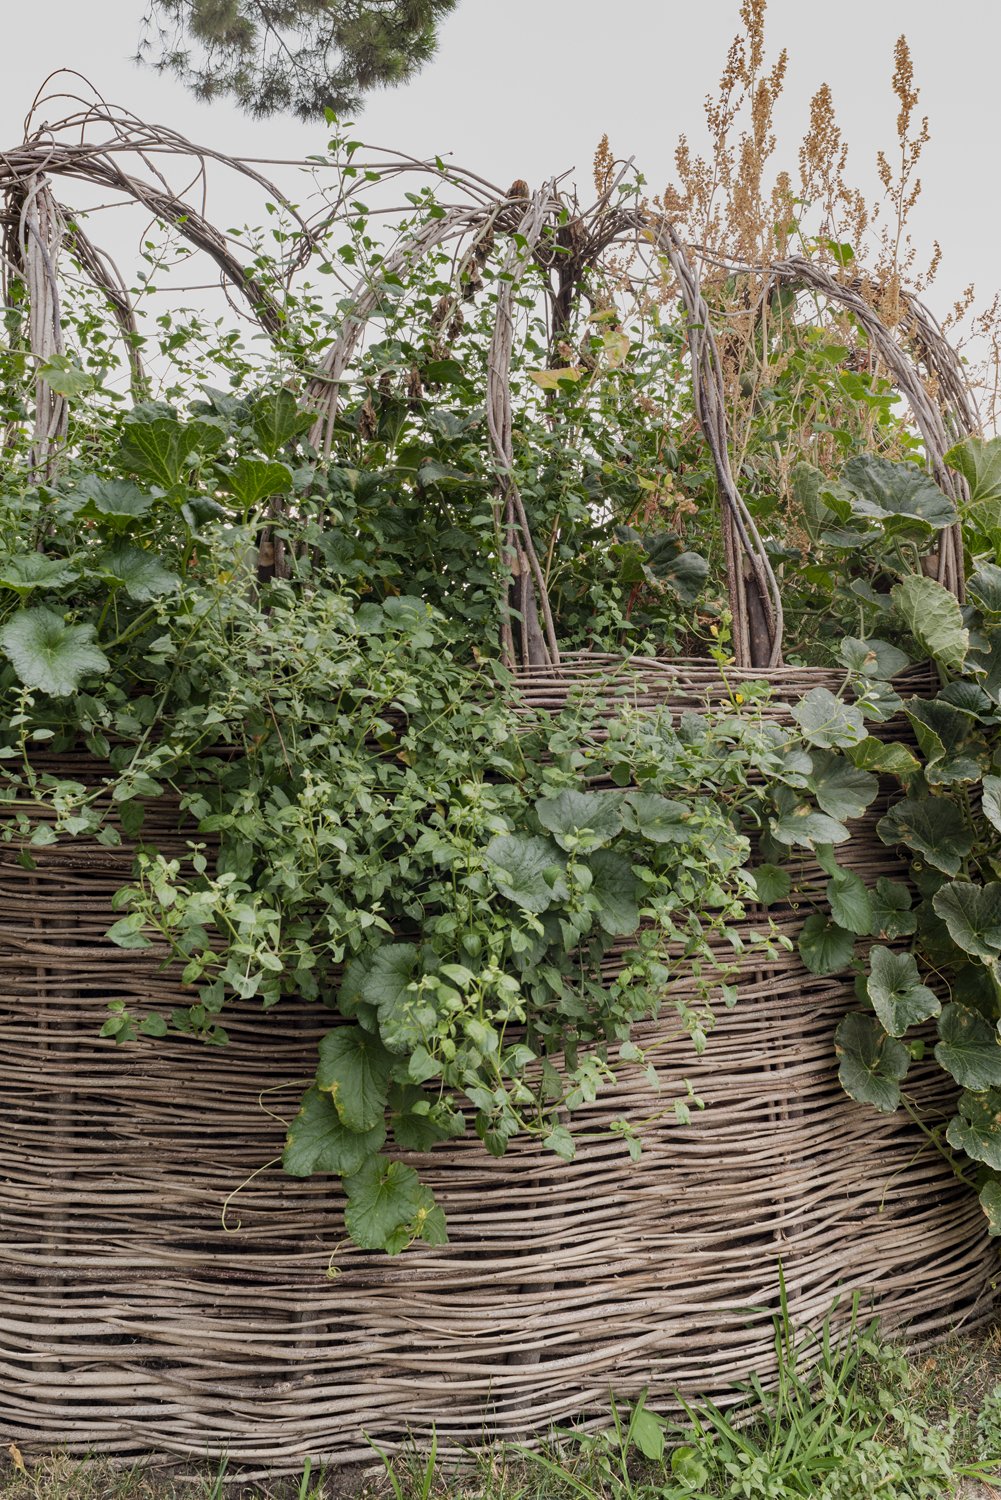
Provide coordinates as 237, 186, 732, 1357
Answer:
100, 546, 180, 602
936, 1004, 1001, 1090
791, 687, 865, 749
622, 791, 690, 843
865, 946, 940, 1036
877, 795, 973, 876
870, 878, 917, 941
980, 1179, 1001, 1235
892, 575, 968, 673
589, 849, 641, 936
846, 737, 920, 780
946, 1091, 1001, 1170
72, 478, 154, 530
838, 636, 910, 679
797, 913, 855, 975
535, 789, 624, 851
222, 457, 292, 509
0, 552, 78, 597
486, 834, 567, 913
982, 776, 1001, 835
835, 1012, 909, 1112
827, 869, 873, 935
932, 882, 1001, 961
0, 607, 109, 697
283, 1086, 386, 1177
251, 388, 313, 456
117, 415, 224, 486
807, 750, 878, 822
316, 1025, 394, 1132
968, 563, 1001, 618
749, 863, 791, 906
343, 1156, 425, 1252
842, 456, 956, 532
945, 436, 1001, 539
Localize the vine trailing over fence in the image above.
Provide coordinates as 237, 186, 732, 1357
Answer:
5, 29, 1001, 1252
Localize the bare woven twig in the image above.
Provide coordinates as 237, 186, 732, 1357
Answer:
0, 664, 993, 1469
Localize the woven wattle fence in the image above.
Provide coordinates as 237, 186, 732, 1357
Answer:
0, 659, 994, 1469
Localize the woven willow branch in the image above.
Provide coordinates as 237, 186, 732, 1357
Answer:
0, 94, 983, 662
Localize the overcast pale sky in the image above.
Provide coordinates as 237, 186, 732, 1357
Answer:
2, 0, 997, 327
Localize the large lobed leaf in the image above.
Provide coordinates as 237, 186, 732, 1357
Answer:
0, 607, 109, 697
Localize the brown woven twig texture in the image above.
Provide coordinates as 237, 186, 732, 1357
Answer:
0, 661, 994, 1470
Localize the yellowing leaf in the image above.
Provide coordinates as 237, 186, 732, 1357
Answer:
528, 367, 584, 390
600, 330, 631, 368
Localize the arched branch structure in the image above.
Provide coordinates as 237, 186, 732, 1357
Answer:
0, 90, 983, 666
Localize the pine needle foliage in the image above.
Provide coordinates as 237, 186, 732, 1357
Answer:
138, 0, 458, 119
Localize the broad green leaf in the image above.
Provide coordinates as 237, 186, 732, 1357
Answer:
749, 863, 790, 906
316, 1025, 394, 1132
982, 776, 1001, 835
945, 435, 1001, 538
846, 737, 920, 780
343, 1157, 426, 1253
283, 1086, 386, 1177
543, 1124, 576, 1162
341, 943, 423, 1053
106, 912, 152, 950
655, 549, 709, 603
341, 943, 418, 1016
870, 878, 917, 941
838, 636, 911, 679
877, 795, 973, 876
0, 607, 109, 697
968, 563, 1001, 618
37, 354, 94, 396
946, 1090, 1001, 1170
835, 1012, 909, 1112
622, 791, 690, 843
905, 698, 988, 785
222, 457, 293, 510
0, 552, 77, 597
807, 750, 878, 822
865, 946, 940, 1036
671, 1446, 710, 1488
932, 881, 1001, 961
72, 478, 154, 530
486, 833, 567, 913
791, 687, 865, 749
938, 680, 997, 719
251, 387, 313, 456
535, 789, 624, 851
852, 679, 903, 724
100, 546, 180, 602
892, 574, 968, 673
589, 848, 641, 936
827, 869, 873, 935
969, 627, 1001, 705
770, 788, 849, 849
841, 455, 956, 532
979, 1178, 1001, 1235
791, 461, 831, 540
630, 1406, 666, 1462
936, 1004, 1001, 1090
117, 415, 224, 486
797, 913, 855, 975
